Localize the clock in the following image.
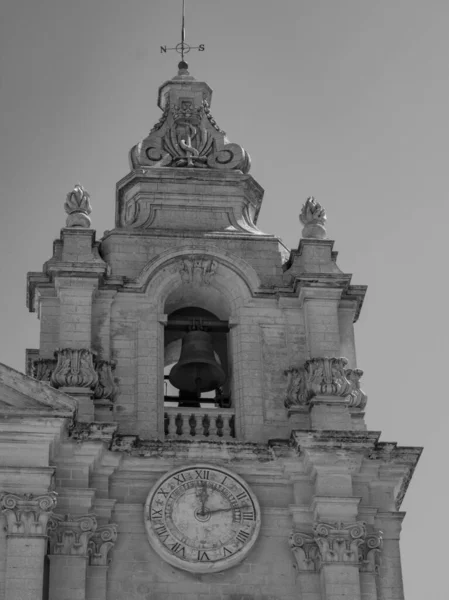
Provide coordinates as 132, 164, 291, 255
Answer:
144, 464, 261, 573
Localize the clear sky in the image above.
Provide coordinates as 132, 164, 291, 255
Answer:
0, 1, 447, 597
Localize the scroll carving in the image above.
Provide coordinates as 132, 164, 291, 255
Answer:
51, 349, 98, 390
93, 360, 117, 403
284, 357, 367, 409
1, 492, 57, 536
88, 524, 118, 566
179, 257, 218, 285
289, 523, 382, 571
48, 514, 97, 556
33, 358, 57, 382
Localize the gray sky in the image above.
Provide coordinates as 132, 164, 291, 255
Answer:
0, 1, 447, 597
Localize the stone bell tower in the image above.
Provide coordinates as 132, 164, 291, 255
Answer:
0, 61, 421, 600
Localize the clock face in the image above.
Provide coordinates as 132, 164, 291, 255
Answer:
144, 464, 261, 573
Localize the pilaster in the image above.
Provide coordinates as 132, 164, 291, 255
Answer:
1, 492, 57, 600
86, 524, 118, 600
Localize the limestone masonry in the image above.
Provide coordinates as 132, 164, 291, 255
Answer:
0, 62, 421, 600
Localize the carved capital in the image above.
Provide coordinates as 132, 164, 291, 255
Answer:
88, 524, 118, 566
33, 358, 57, 382
299, 197, 327, 239
313, 521, 367, 564
51, 348, 98, 390
64, 184, 92, 228
93, 360, 117, 403
178, 256, 218, 286
284, 357, 367, 408
359, 531, 383, 573
48, 514, 97, 556
289, 531, 319, 571
1, 492, 57, 536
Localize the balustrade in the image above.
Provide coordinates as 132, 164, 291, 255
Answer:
164, 407, 235, 439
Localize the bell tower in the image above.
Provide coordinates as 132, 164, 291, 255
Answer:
6, 59, 421, 600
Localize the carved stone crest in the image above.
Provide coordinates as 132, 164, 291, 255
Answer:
93, 360, 117, 403
32, 358, 57, 382
179, 257, 218, 285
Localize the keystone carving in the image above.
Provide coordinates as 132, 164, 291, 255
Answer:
33, 358, 57, 382
289, 523, 382, 571
51, 349, 98, 390
299, 196, 327, 239
88, 524, 118, 566
130, 65, 251, 173
284, 357, 367, 409
64, 184, 92, 228
1, 492, 57, 536
93, 360, 117, 403
179, 257, 218, 285
48, 514, 97, 556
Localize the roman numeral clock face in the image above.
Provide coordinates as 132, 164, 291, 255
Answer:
144, 465, 261, 573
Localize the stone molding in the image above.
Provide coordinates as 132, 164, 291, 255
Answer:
299, 196, 327, 239
88, 524, 118, 566
289, 522, 382, 571
51, 349, 98, 390
284, 357, 367, 409
93, 360, 117, 403
48, 514, 97, 556
0, 492, 57, 537
178, 256, 218, 285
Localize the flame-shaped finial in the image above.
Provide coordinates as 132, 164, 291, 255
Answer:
299, 196, 327, 239
64, 184, 92, 228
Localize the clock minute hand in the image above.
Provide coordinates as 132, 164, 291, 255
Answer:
207, 504, 251, 515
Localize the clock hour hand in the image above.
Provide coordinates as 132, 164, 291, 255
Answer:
197, 483, 209, 516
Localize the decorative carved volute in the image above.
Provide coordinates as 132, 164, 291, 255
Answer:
289, 531, 319, 571
359, 531, 383, 573
284, 357, 367, 408
1, 492, 57, 536
48, 514, 97, 556
64, 184, 92, 228
130, 63, 251, 173
299, 196, 327, 239
88, 524, 118, 566
93, 360, 117, 402
178, 256, 218, 286
51, 349, 98, 390
32, 358, 57, 382
313, 521, 367, 564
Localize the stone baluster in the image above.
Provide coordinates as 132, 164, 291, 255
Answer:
86, 524, 118, 600
0, 492, 57, 600
47, 513, 97, 600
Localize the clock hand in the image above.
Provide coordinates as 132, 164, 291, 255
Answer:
207, 504, 251, 515
198, 483, 209, 516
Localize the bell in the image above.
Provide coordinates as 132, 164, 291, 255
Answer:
169, 330, 226, 395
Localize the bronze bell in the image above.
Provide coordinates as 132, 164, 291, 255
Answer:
169, 330, 226, 395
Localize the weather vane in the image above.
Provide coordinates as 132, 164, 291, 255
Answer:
160, 0, 205, 61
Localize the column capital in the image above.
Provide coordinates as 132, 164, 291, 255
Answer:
88, 524, 118, 566
289, 521, 382, 572
51, 348, 98, 390
48, 513, 97, 556
0, 492, 57, 537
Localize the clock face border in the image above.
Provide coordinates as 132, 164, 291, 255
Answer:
144, 463, 261, 573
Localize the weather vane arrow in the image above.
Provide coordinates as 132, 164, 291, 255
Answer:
160, 0, 205, 61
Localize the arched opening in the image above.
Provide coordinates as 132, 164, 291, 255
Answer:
163, 307, 231, 408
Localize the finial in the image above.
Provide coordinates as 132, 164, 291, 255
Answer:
299, 196, 327, 239
64, 184, 92, 228
160, 0, 205, 62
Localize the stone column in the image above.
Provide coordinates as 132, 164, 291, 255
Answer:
86, 524, 118, 600
0, 492, 57, 600
374, 512, 405, 600
47, 513, 97, 600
